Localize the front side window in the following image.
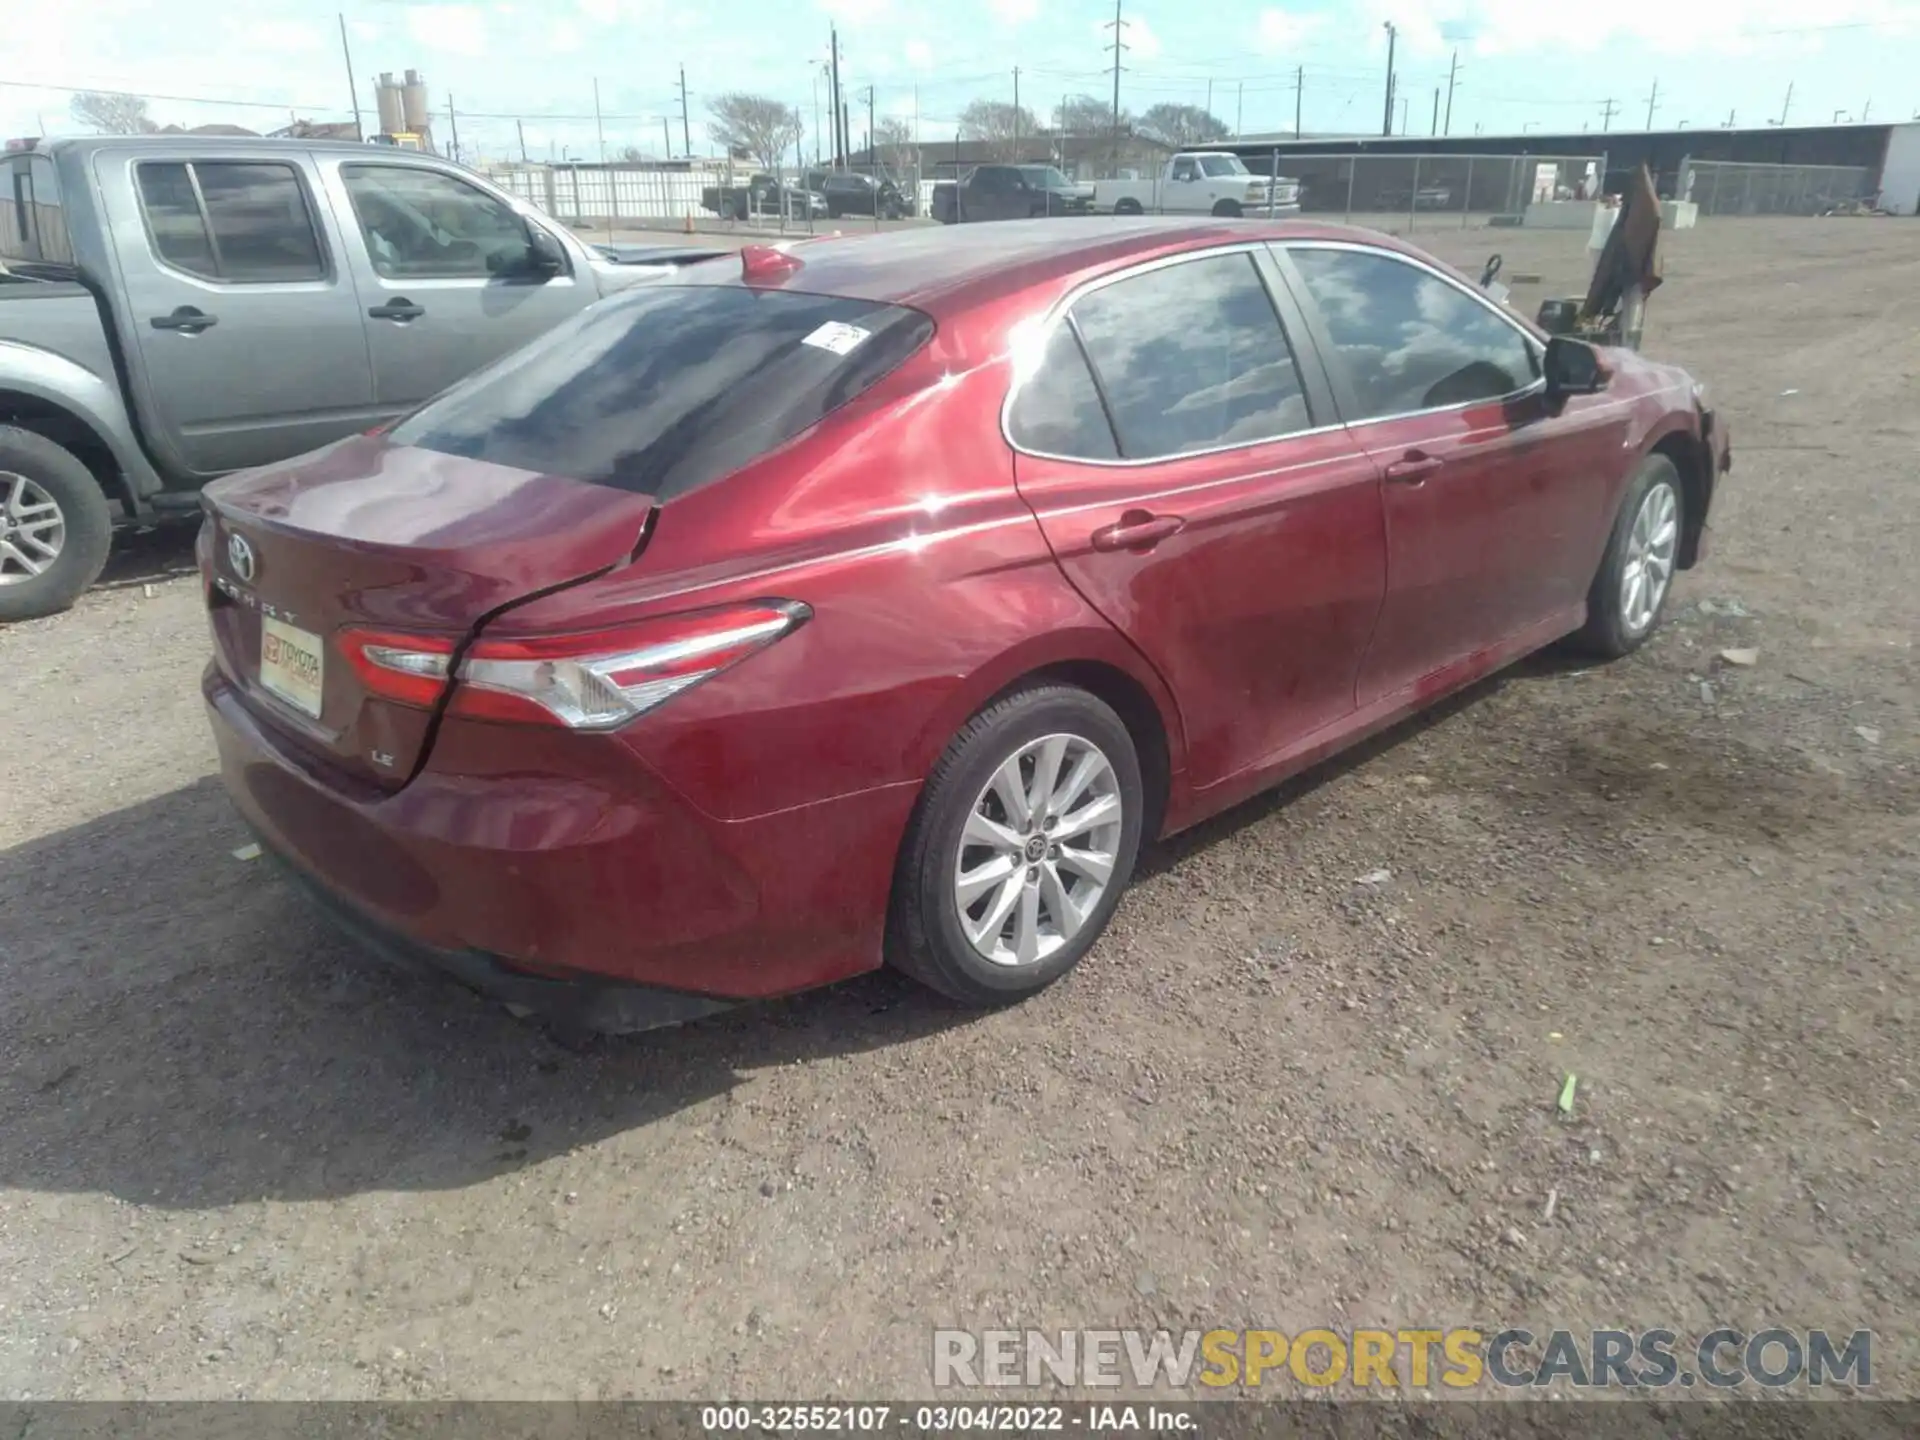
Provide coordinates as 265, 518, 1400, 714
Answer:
1067, 252, 1311, 460
341, 165, 533, 279
1288, 246, 1539, 419
1171, 158, 1199, 181
135, 161, 324, 282
390, 284, 933, 501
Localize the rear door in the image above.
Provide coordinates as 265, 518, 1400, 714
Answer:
326, 160, 587, 415
1278, 242, 1631, 705
1010, 246, 1387, 792
100, 149, 377, 477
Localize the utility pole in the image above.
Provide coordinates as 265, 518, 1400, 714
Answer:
867, 85, 876, 165
1644, 78, 1659, 130
516, 118, 527, 161
829, 26, 844, 168
1778, 81, 1794, 126
447, 96, 460, 163
1862, 98, 1872, 121
1726, 108, 1735, 127
1014, 67, 1022, 153
1443, 48, 1459, 136
592, 77, 606, 164
679, 64, 692, 160
1295, 65, 1303, 137
1599, 96, 1618, 131
1205, 78, 1213, 121
1236, 81, 1243, 137
1399, 95, 1408, 136
1431, 87, 1439, 136
661, 116, 671, 157
1104, 0, 1129, 138
337, 13, 364, 142
1381, 21, 1397, 137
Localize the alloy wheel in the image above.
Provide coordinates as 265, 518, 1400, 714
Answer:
953, 732, 1124, 968
0, 471, 66, 585
1619, 479, 1678, 635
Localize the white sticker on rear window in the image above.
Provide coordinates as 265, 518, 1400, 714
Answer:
801, 320, 871, 356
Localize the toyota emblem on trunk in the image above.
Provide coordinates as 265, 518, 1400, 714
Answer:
227, 532, 257, 583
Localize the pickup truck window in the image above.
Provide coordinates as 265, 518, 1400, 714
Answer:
1070, 252, 1311, 460
1289, 246, 1539, 419
1171, 158, 1200, 182
134, 161, 325, 283
2, 154, 73, 266
1198, 156, 1249, 178
341, 165, 534, 280
1007, 321, 1119, 461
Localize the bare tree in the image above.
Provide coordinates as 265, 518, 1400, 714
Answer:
1138, 103, 1230, 148
69, 91, 159, 135
873, 116, 916, 183
1053, 94, 1120, 139
959, 99, 1040, 161
707, 93, 803, 175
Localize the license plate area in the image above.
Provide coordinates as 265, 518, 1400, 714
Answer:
260, 616, 325, 718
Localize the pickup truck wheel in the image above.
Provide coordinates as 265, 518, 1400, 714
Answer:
1113, 198, 1144, 216
1210, 199, 1244, 218
0, 425, 114, 623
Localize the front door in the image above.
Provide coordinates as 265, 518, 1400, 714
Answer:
103, 150, 377, 478
1279, 242, 1625, 705
1009, 247, 1387, 792
327, 162, 588, 415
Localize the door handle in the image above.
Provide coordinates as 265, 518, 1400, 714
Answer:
1091, 510, 1185, 553
368, 300, 426, 321
1384, 452, 1444, 485
150, 306, 217, 333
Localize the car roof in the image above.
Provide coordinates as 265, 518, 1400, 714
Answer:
687, 217, 1419, 315
32, 134, 436, 161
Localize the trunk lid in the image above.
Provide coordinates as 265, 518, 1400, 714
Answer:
203, 435, 655, 788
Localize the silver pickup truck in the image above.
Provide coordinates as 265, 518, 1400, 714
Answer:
0, 135, 719, 619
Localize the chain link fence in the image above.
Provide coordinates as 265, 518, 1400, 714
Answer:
482, 161, 920, 237
1676, 159, 1876, 216
1244, 151, 1607, 232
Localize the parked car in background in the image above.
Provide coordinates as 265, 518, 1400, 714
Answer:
0, 134, 711, 621
1095, 152, 1301, 216
199, 221, 1728, 1033
931, 164, 1094, 223
699, 173, 827, 222
807, 170, 912, 219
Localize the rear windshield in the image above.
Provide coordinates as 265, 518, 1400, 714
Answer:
390, 282, 934, 500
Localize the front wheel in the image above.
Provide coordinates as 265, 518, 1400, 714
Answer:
1112, 197, 1144, 216
888, 685, 1144, 1006
0, 425, 115, 623
1572, 454, 1684, 657
1210, 198, 1244, 218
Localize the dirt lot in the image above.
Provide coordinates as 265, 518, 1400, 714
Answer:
2, 218, 1914, 1402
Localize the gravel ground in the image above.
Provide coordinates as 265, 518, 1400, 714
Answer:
1, 217, 1914, 1402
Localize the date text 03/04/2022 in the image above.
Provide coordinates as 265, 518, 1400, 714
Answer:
700, 1404, 1197, 1432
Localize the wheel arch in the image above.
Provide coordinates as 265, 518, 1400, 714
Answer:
1646, 424, 1710, 569
902, 629, 1187, 844
0, 370, 158, 517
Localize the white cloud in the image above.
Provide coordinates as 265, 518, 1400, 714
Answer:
1356, 0, 1913, 58
819, 0, 890, 22
989, 0, 1039, 22
1129, 16, 1163, 60
577, 0, 620, 21
239, 20, 325, 53
405, 4, 489, 57
1256, 8, 1325, 53
548, 18, 584, 51
904, 39, 933, 67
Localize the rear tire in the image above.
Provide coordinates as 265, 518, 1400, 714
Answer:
1572, 454, 1684, 658
888, 685, 1144, 1007
0, 425, 115, 623
1113, 198, 1144, 216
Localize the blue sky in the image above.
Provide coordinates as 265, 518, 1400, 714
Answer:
7, 0, 1918, 161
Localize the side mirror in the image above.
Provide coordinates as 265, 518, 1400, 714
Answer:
525, 224, 566, 277
1543, 335, 1608, 396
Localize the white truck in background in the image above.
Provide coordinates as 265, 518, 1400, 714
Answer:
1094, 152, 1301, 218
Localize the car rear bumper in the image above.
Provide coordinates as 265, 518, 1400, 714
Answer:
204, 665, 917, 1018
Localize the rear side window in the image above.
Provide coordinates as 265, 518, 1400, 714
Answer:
135, 161, 324, 282
2, 154, 74, 266
1008, 321, 1118, 460
1069, 252, 1311, 459
390, 284, 934, 500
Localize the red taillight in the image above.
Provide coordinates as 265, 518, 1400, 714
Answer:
339, 628, 456, 709
338, 602, 808, 729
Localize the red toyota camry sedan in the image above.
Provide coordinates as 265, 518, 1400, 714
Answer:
200, 219, 1730, 1030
